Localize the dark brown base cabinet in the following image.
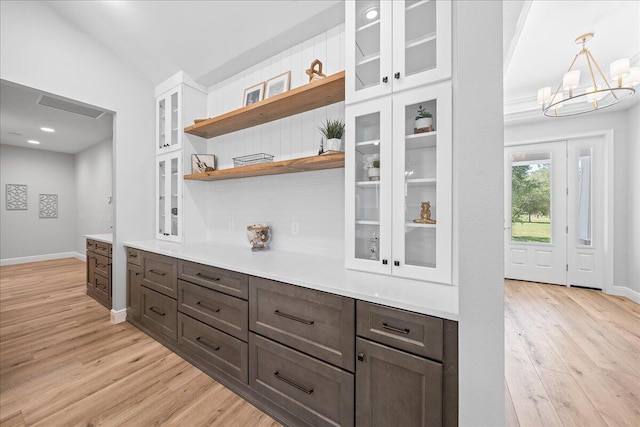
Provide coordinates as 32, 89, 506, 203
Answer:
86, 239, 112, 309
125, 247, 458, 426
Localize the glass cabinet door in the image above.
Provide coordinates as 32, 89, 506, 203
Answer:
156, 152, 182, 242
392, 0, 451, 92
392, 82, 451, 283
157, 96, 166, 152
345, 98, 392, 274
156, 88, 182, 154
346, 0, 393, 104
157, 157, 167, 237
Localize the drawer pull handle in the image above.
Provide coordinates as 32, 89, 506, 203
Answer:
196, 336, 220, 352
274, 371, 314, 394
382, 322, 410, 335
357, 352, 366, 362
274, 310, 314, 325
196, 301, 220, 313
195, 272, 221, 282
130, 253, 138, 258
149, 269, 166, 276
149, 306, 166, 316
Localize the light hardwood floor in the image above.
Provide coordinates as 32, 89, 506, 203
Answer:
505, 279, 640, 426
0, 258, 280, 427
2, 259, 639, 426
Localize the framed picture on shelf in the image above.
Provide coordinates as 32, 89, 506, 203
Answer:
265, 71, 291, 99
191, 154, 216, 174
243, 82, 265, 107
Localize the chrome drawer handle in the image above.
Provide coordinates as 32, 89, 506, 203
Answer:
149, 269, 166, 276
149, 306, 166, 316
196, 301, 220, 313
382, 322, 410, 335
274, 310, 314, 325
196, 336, 220, 352
195, 272, 220, 282
274, 371, 314, 394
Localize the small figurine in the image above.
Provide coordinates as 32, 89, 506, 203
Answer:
306, 59, 327, 82
368, 231, 379, 260
413, 201, 436, 224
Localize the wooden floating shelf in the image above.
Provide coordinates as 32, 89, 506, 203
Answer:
184, 152, 345, 182
184, 71, 346, 139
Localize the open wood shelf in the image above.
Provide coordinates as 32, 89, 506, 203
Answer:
184, 152, 345, 182
184, 71, 345, 139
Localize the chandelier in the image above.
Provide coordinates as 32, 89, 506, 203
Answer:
537, 33, 638, 117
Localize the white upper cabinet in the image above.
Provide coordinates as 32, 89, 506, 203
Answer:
346, 0, 451, 104
156, 151, 183, 242
156, 87, 182, 155
346, 81, 452, 283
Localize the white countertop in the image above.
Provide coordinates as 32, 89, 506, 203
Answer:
124, 240, 459, 321
85, 233, 113, 244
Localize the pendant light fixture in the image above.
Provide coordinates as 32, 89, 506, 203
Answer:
537, 33, 638, 117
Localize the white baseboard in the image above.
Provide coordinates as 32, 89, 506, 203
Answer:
75, 252, 86, 262
609, 286, 640, 304
110, 308, 127, 324
0, 252, 80, 266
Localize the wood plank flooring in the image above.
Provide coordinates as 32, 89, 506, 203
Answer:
2, 259, 638, 426
0, 258, 280, 427
505, 279, 640, 426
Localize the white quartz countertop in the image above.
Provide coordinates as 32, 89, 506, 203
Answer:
124, 240, 459, 321
85, 233, 113, 244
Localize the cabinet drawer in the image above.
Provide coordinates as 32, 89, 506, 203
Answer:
178, 280, 248, 341
94, 253, 111, 278
127, 247, 141, 266
141, 251, 178, 298
92, 272, 110, 300
356, 301, 443, 361
178, 313, 248, 384
250, 333, 354, 427
249, 277, 355, 372
141, 286, 177, 341
94, 241, 111, 258
178, 260, 248, 300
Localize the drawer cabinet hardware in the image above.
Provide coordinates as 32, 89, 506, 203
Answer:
135, 272, 140, 276
274, 371, 314, 395
196, 301, 221, 313
130, 253, 138, 258
357, 352, 366, 362
382, 259, 388, 265
394, 72, 401, 79
149, 269, 166, 276
196, 336, 221, 352
382, 322, 410, 335
394, 261, 400, 266
96, 245, 106, 251
382, 76, 388, 83
195, 272, 221, 282
274, 309, 315, 325
149, 306, 166, 316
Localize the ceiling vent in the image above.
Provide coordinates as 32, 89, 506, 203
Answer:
36, 95, 105, 119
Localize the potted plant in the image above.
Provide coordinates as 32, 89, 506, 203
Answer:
415, 105, 433, 132
364, 154, 380, 181
319, 119, 345, 152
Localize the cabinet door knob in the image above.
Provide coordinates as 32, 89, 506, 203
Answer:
382, 259, 388, 265
357, 353, 366, 362
382, 76, 388, 83
394, 72, 400, 79
394, 260, 400, 266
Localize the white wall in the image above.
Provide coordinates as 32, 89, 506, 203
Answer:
0, 144, 76, 261
75, 139, 113, 254
1, 1, 156, 312
504, 109, 631, 291
454, 1, 505, 424
201, 25, 346, 255
627, 102, 640, 296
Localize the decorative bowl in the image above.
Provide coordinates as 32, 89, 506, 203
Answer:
246, 224, 271, 251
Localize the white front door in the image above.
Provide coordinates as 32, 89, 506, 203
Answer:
505, 137, 606, 289
505, 142, 567, 285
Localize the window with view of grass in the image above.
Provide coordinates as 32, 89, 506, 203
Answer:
511, 152, 551, 243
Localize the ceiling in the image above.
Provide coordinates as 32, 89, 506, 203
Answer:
1, 1, 638, 154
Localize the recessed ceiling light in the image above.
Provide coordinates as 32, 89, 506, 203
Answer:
365, 7, 378, 20
27, 140, 40, 145
41, 127, 55, 132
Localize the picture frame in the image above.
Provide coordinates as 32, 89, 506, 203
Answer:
191, 154, 216, 174
265, 71, 291, 99
243, 82, 265, 107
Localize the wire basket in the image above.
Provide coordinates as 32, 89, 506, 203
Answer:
233, 153, 274, 167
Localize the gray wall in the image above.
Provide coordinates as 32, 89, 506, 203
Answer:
0, 144, 76, 260
627, 102, 640, 295
75, 139, 113, 254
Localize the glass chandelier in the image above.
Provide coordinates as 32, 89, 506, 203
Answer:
537, 33, 638, 117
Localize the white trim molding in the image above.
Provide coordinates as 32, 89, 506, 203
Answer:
0, 252, 82, 266
110, 308, 127, 324
610, 286, 640, 304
